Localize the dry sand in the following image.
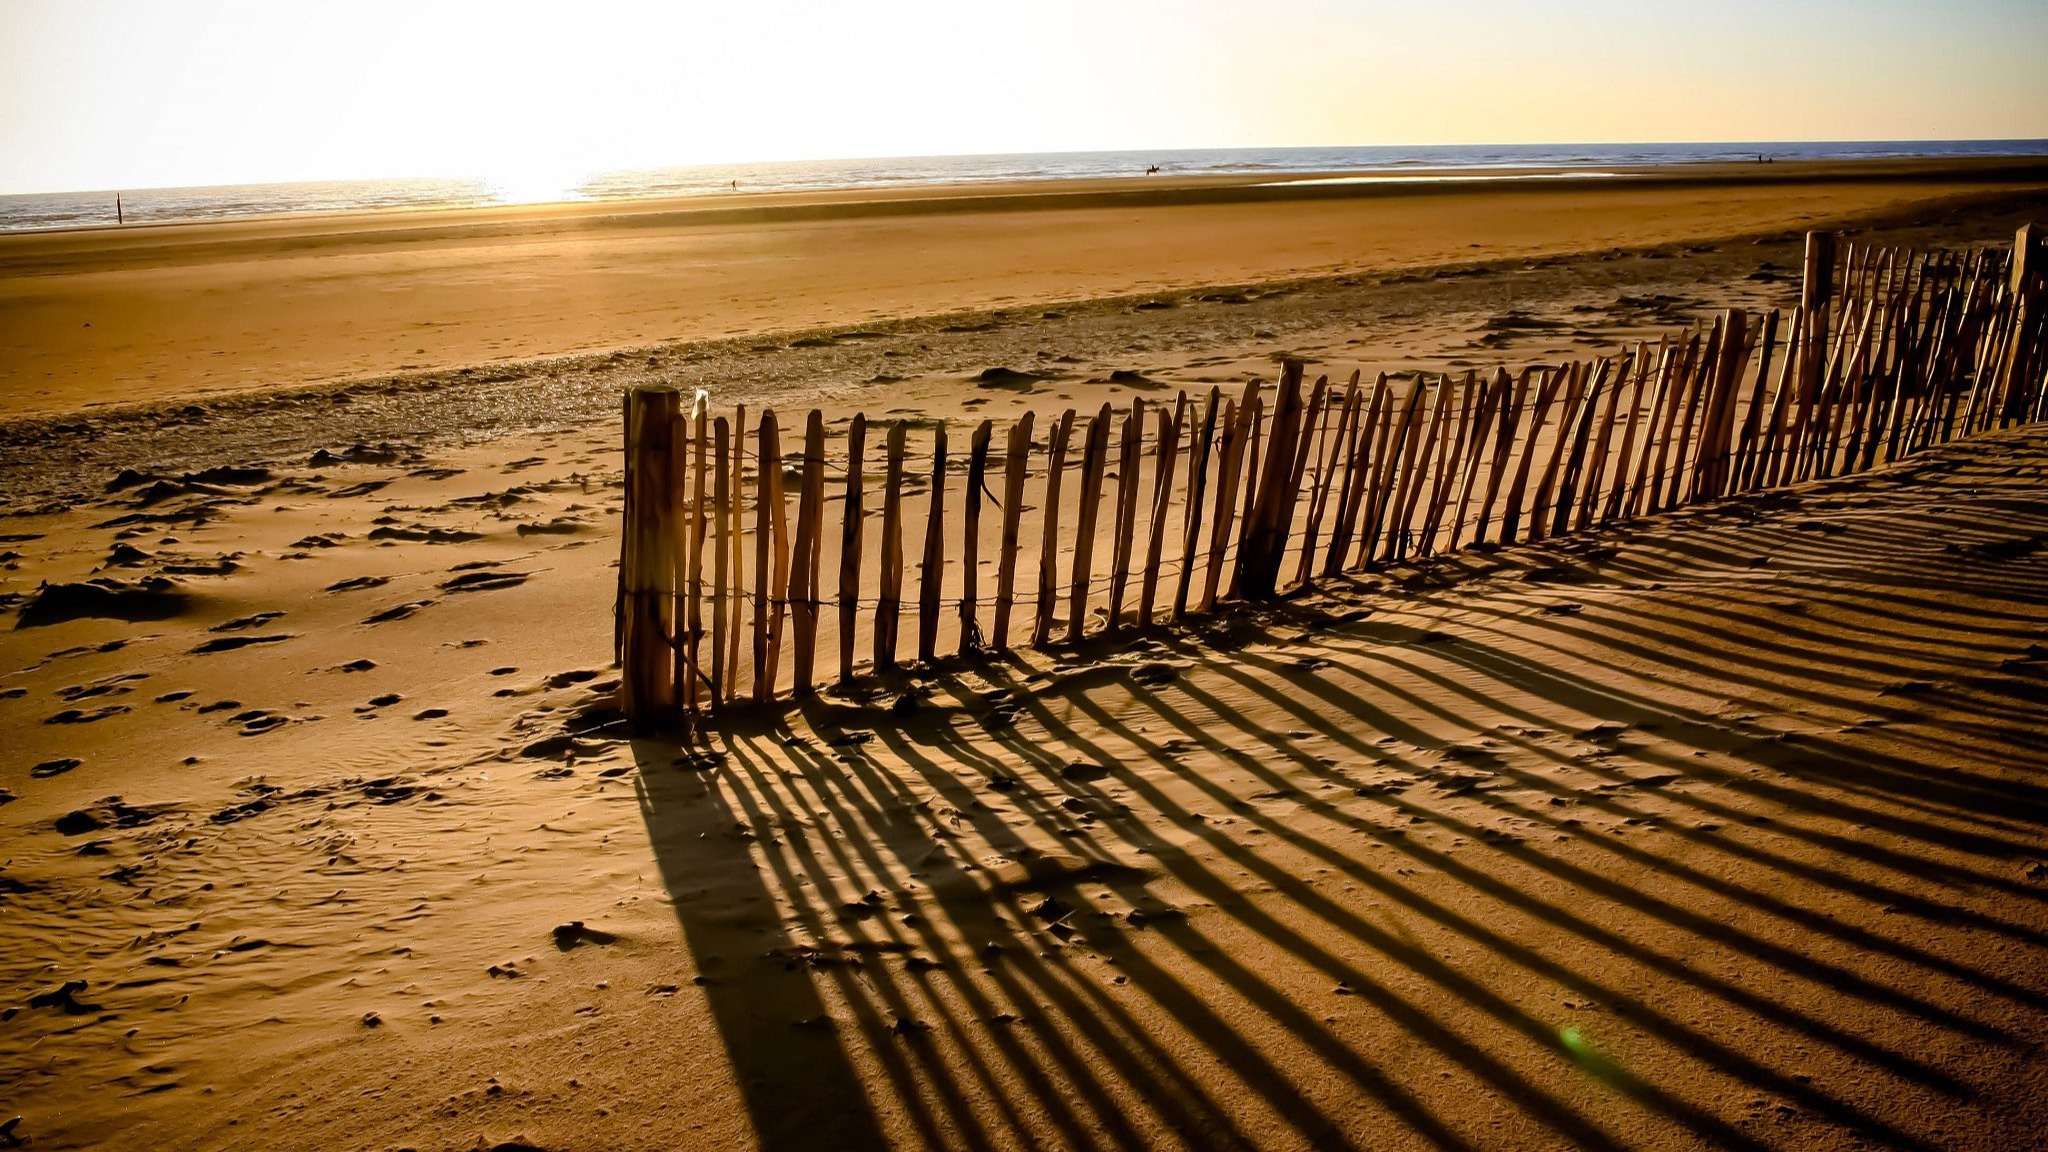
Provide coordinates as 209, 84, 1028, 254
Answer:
2, 164, 2047, 1151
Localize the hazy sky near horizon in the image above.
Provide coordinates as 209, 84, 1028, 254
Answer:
2, 0, 2044, 195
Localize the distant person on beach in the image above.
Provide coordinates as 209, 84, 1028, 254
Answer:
1146, 164, 1159, 175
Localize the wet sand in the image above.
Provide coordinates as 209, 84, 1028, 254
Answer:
5, 157, 2047, 420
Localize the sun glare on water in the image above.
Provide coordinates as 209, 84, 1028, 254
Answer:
485, 163, 591, 206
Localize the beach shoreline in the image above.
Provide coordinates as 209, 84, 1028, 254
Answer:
4, 156, 2047, 426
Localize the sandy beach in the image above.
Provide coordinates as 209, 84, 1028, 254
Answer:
3, 159, 2048, 1151
6, 158, 2048, 421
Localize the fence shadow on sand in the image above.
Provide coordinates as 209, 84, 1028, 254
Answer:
628, 423, 2048, 1151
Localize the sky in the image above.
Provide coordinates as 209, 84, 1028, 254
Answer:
2, 0, 2045, 195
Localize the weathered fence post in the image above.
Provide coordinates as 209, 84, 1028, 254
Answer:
619, 386, 681, 730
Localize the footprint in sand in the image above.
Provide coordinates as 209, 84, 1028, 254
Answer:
208, 611, 284, 632
363, 600, 435, 625
191, 634, 294, 655
46, 705, 130, 724
440, 571, 531, 593
31, 758, 82, 778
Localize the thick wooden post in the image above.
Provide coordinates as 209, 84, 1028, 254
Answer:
1802, 231, 1837, 313
619, 387, 681, 730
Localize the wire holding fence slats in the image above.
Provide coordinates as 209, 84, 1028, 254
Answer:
617, 226, 2048, 733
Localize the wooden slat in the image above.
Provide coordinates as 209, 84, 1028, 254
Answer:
710, 416, 730, 711
1238, 360, 1310, 599
751, 410, 782, 705
1417, 372, 1476, 555
1032, 409, 1076, 647
1575, 354, 1628, 531
875, 421, 909, 673
1173, 388, 1221, 619
1446, 368, 1507, 551
1326, 374, 1389, 570
1224, 385, 1268, 601
1497, 369, 1563, 544
837, 414, 867, 686
1389, 374, 1453, 559
1139, 396, 1185, 626
683, 398, 708, 716
725, 406, 747, 701
1202, 396, 1254, 610
1068, 404, 1112, 642
1352, 378, 1410, 569
1295, 371, 1359, 587
959, 418, 993, 654
1643, 334, 1699, 512
666, 398, 693, 717
789, 410, 826, 698
1472, 368, 1532, 543
990, 412, 1034, 651
917, 423, 948, 664
1546, 360, 1608, 538
1106, 400, 1145, 636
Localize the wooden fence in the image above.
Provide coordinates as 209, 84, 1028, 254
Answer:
616, 226, 2047, 731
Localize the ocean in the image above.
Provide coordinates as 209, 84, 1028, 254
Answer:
5, 139, 2045, 234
